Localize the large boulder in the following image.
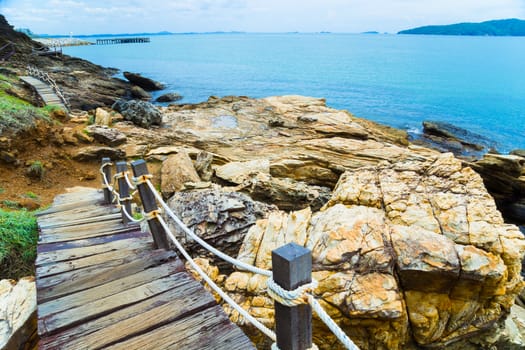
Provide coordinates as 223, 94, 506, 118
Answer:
72, 146, 125, 161
123, 72, 165, 91
111, 99, 162, 128
222, 153, 525, 349
0, 277, 37, 350
165, 188, 277, 271
160, 151, 201, 198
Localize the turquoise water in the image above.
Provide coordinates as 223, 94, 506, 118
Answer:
63, 34, 525, 152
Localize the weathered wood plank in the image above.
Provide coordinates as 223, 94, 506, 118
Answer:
37, 230, 151, 254
39, 220, 136, 244
36, 244, 150, 277
37, 205, 120, 226
38, 258, 184, 317
37, 249, 177, 302
104, 306, 255, 350
36, 234, 152, 266
39, 273, 190, 336
39, 272, 214, 349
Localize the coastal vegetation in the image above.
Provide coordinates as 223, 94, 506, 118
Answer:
398, 18, 525, 36
0, 208, 38, 279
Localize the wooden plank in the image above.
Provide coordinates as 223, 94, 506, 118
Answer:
36, 244, 150, 277
36, 234, 153, 266
38, 259, 185, 317
37, 249, 177, 302
104, 306, 255, 350
37, 230, 151, 254
37, 205, 120, 226
39, 219, 128, 241
39, 273, 215, 349
39, 212, 121, 230
39, 273, 189, 336
40, 224, 140, 245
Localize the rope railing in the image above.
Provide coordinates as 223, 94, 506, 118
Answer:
26, 65, 70, 111
0, 42, 15, 62
99, 158, 360, 350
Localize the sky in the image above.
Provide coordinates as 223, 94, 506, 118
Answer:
1, 0, 524, 35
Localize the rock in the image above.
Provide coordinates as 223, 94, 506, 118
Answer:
74, 130, 94, 144
224, 153, 525, 349
130, 85, 151, 100
160, 151, 201, 197
0, 137, 11, 151
156, 92, 183, 103
469, 154, 525, 225
111, 99, 162, 128
94, 107, 112, 126
239, 173, 331, 212
86, 125, 127, 147
72, 146, 125, 161
0, 151, 17, 164
165, 188, 277, 271
123, 71, 165, 91
215, 159, 271, 184
194, 151, 214, 181
61, 127, 78, 145
0, 277, 37, 350
50, 108, 69, 121
420, 120, 492, 157
510, 149, 525, 158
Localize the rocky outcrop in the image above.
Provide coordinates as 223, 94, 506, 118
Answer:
0, 277, 37, 350
165, 188, 277, 271
469, 153, 525, 230
221, 153, 525, 349
156, 92, 183, 103
112, 99, 162, 128
123, 72, 165, 91
86, 125, 127, 147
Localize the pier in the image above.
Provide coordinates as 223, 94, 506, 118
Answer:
96, 37, 150, 45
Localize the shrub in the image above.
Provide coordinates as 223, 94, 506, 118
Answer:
27, 160, 45, 180
0, 209, 38, 279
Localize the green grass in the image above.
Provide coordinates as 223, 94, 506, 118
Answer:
0, 80, 54, 134
0, 209, 38, 279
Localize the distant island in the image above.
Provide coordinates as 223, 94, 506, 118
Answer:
398, 18, 525, 36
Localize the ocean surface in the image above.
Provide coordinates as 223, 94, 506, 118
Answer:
63, 33, 525, 153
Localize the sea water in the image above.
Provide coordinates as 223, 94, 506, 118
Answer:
63, 33, 525, 152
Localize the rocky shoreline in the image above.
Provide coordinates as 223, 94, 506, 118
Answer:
1, 14, 525, 349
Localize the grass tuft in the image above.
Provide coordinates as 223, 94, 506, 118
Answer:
0, 209, 38, 279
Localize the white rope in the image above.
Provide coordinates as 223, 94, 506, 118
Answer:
308, 296, 359, 350
156, 215, 276, 341
142, 178, 358, 350
124, 172, 137, 190
120, 203, 144, 223
145, 179, 272, 277
266, 278, 318, 307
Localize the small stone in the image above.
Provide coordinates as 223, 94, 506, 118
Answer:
156, 92, 183, 103
94, 107, 112, 126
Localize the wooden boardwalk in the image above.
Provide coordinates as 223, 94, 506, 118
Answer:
19, 76, 67, 110
35, 187, 255, 350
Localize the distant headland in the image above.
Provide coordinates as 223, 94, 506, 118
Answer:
398, 18, 525, 36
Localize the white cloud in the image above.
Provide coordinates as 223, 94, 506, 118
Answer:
1, 0, 524, 34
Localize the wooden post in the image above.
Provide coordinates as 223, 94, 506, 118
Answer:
101, 157, 113, 204
130, 159, 170, 250
116, 161, 132, 225
272, 243, 313, 350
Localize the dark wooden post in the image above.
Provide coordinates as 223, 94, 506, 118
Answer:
116, 161, 132, 225
130, 159, 170, 250
101, 157, 113, 204
272, 243, 313, 350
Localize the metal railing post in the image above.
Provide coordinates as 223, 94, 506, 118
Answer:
101, 157, 113, 204
116, 161, 132, 225
130, 159, 170, 250
272, 243, 313, 350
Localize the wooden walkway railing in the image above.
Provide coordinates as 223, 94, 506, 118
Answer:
35, 187, 255, 349
0, 42, 15, 62
20, 66, 69, 111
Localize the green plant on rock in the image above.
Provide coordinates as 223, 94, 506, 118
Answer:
27, 160, 45, 180
24, 191, 39, 199
0, 209, 38, 279
2, 199, 20, 209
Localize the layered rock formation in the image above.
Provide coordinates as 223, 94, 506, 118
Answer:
106, 95, 525, 349
223, 153, 524, 349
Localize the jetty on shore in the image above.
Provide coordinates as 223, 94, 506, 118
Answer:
96, 37, 150, 45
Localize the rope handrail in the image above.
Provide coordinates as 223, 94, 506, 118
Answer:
99, 161, 359, 350
26, 65, 70, 111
